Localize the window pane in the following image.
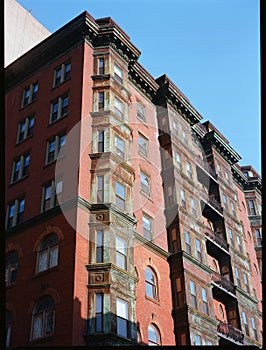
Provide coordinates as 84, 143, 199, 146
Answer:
116, 182, 125, 199
49, 246, 58, 268
117, 298, 128, 318
38, 250, 48, 272
45, 311, 54, 335
32, 314, 43, 339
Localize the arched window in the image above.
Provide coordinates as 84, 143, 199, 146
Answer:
145, 267, 158, 300
148, 324, 161, 345
6, 251, 18, 286
31, 296, 55, 340
6, 310, 12, 348
37, 234, 59, 273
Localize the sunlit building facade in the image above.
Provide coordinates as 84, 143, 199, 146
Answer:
5, 10, 262, 347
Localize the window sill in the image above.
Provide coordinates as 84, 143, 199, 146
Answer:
30, 334, 56, 344
9, 175, 29, 187
16, 134, 33, 146
20, 98, 38, 111
140, 191, 153, 203
137, 116, 148, 127
34, 265, 59, 279
48, 113, 68, 127
138, 152, 151, 164
6, 282, 16, 289
145, 295, 160, 305
51, 77, 71, 90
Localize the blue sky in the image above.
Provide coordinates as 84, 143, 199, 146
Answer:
17, 0, 261, 174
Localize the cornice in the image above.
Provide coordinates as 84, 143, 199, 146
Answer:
133, 231, 170, 259
204, 130, 241, 165
231, 165, 262, 194
128, 61, 159, 101
155, 74, 203, 126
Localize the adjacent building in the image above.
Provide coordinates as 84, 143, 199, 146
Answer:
5, 10, 262, 347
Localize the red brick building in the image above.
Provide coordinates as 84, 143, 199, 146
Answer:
5, 11, 262, 347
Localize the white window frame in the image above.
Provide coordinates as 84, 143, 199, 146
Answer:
17, 115, 34, 142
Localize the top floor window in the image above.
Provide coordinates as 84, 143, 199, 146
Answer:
137, 102, 145, 122
98, 57, 105, 75
114, 64, 123, 84
54, 61, 71, 87
255, 229, 262, 246
248, 200, 256, 216
22, 82, 38, 107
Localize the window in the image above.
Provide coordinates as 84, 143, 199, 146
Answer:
98, 130, 104, 152
36, 234, 59, 273
186, 162, 192, 179
116, 298, 128, 338
50, 95, 69, 123
115, 135, 125, 159
114, 97, 124, 119
180, 189, 186, 208
140, 171, 150, 196
98, 91, 104, 110
176, 277, 183, 306
195, 335, 201, 345
201, 288, 209, 314
17, 115, 34, 142
6, 198, 25, 229
185, 232, 191, 255
235, 267, 241, 287
182, 129, 187, 141
242, 311, 250, 336
42, 180, 62, 212
176, 152, 181, 169
95, 294, 103, 332
248, 200, 256, 215
255, 229, 262, 246
225, 171, 229, 183
116, 236, 127, 270
54, 61, 71, 86
11, 154, 30, 182
145, 267, 158, 300
31, 296, 55, 340
138, 134, 148, 157
97, 176, 104, 203
228, 229, 234, 247
231, 201, 235, 212
195, 239, 202, 262
190, 280, 197, 308
222, 194, 227, 207
142, 214, 152, 240
251, 317, 258, 341
22, 82, 38, 106
115, 181, 125, 210
148, 325, 161, 345
46, 134, 66, 163
5, 251, 18, 286
172, 120, 178, 135
236, 235, 243, 254
137, 102, 145, 122
6, 310, 12, 348
243, 273, 250, 293
96, 230, 104, 263
217, 163, 222, 175
114, 64, 123, 84
190, 198, 196, 216
98, 57, 105, 75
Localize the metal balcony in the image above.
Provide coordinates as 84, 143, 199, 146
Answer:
211, 271, 235, 294
200, 190, 223, 216
217, 321, 244, 344
205, 227, 228, 251
196, 156, 217, 180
